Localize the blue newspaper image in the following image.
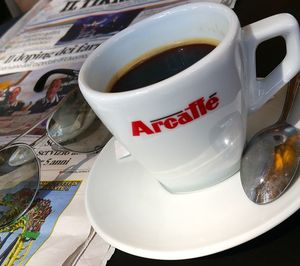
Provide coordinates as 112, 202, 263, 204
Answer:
0, 180, 82, 266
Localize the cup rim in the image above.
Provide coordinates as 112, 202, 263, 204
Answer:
79, 2, 240, 99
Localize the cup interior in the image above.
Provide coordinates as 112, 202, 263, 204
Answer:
82, 3, 236, 93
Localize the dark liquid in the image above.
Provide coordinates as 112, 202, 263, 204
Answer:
109, 42, 217, 93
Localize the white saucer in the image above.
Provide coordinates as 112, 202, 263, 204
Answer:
86, 87, 300, 260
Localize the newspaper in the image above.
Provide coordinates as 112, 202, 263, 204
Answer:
0, 0, 237, 265
0, 0, 236, 139
0, 0, 236, 74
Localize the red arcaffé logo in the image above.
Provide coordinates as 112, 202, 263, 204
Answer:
132, 93, 219, 136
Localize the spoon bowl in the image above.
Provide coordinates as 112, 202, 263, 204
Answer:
241, 122, 300, 204
241, 74, 300, 204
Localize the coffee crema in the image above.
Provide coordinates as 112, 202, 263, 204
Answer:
108, 39, 219, 93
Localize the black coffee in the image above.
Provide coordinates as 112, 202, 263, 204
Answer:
109, 41, 217, 93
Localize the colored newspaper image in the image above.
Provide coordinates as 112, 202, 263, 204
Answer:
0, 180, 82, 266
0, 65, 79, 137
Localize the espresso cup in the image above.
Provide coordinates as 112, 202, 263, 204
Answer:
79, 3, 300, 193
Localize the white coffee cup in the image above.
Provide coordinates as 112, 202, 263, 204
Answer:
79, 3, 300, 193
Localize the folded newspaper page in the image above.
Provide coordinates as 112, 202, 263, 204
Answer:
0, 1, 237, 265
0, 0, 236, 74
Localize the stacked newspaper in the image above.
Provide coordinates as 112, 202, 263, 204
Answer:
0, 1, 236, 265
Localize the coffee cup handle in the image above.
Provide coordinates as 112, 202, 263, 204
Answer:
242, 13, 300, 113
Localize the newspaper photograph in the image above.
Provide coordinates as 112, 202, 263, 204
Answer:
0, 180, 82, 265
0, 63, 80, 137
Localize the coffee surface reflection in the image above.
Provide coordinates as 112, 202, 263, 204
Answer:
109, 40, 218, 93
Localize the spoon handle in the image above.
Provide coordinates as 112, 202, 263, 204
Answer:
62, 227, 96, 266
278, 73, 300, 123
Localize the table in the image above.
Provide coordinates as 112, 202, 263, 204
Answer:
107, 0, 300, 265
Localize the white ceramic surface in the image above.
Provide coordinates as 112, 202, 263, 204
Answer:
86, 87, 300, 260
79, 3, 300, 193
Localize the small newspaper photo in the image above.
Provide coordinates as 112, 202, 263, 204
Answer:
0, 1, 237, 265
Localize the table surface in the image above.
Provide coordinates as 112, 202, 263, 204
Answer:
108, 0, 300, 265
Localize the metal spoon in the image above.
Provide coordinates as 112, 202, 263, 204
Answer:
62, 226, 96, 266
241, 74, 300, 204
